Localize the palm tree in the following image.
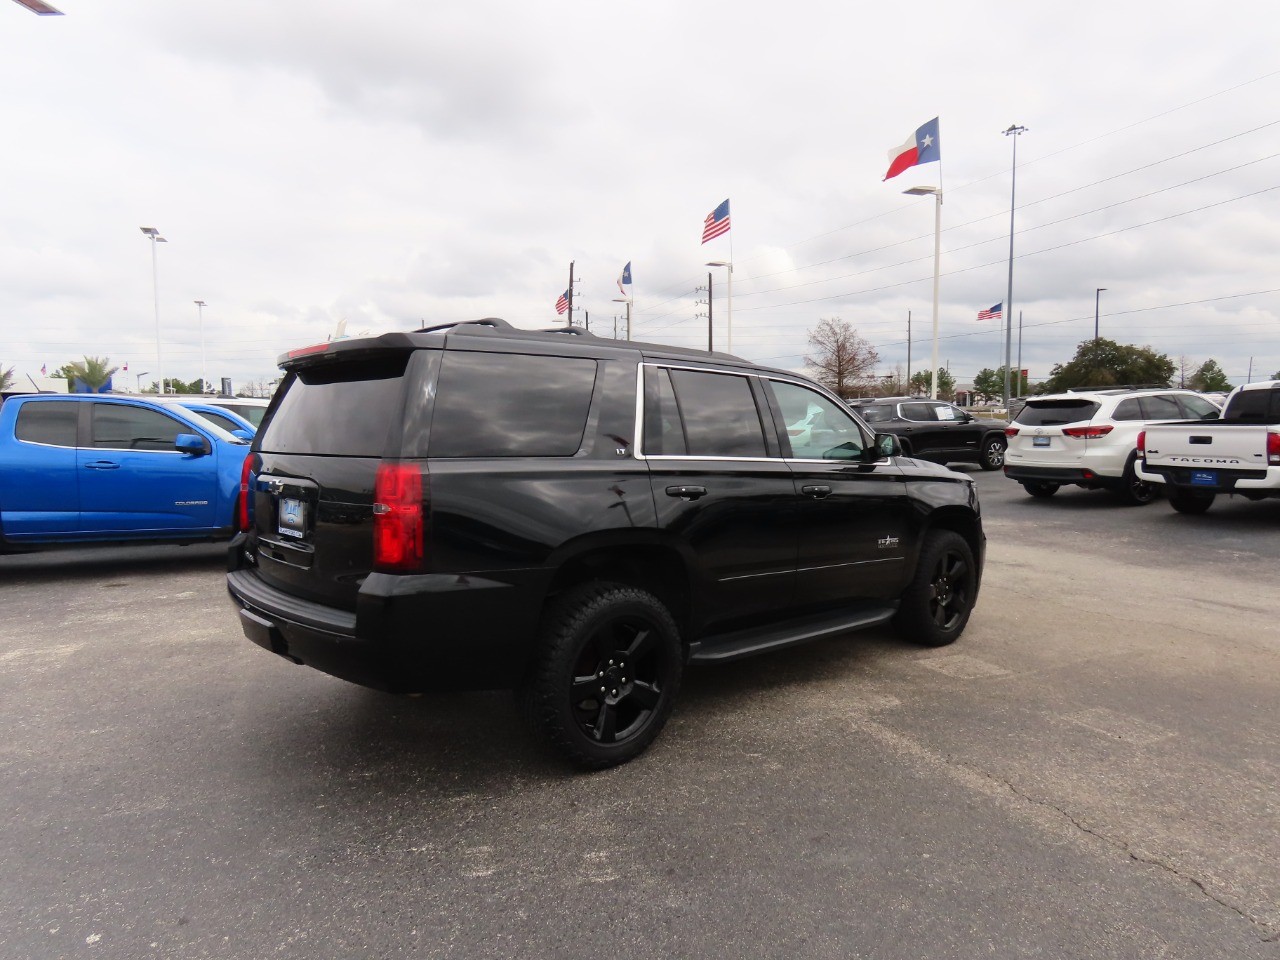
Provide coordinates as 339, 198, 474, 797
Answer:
65, 356, 119, 392
0, 364, 14, 391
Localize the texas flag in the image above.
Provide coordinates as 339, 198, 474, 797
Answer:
884, 117, 941, 181
617, 261, 632, 295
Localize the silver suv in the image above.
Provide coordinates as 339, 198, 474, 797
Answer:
1003, 387, 1220, 504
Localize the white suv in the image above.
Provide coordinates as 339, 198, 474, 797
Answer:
1003, 388, 1221, 504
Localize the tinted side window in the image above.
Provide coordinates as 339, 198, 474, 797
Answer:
1177, 395, 1219, 420
857, 405, 893, 423
1139, 395, 1182, 420
430, 352, 598, 458
1223, 389, 1279, 422
667, 369, 766, 458
644, 367, 688, 457
934, 404, 962, 422
899, 403, 936, 421
92, 404, 187, 451
196, 411, 244, 433
771, 381, 866, 461
1112, 398, 1143, 421
15, 401, 78, 447
260, 356, 409, 457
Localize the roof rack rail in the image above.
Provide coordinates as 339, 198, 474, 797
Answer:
1064, 383, 1167, 393
538, 326, 595, 337
416, 317, 514, 334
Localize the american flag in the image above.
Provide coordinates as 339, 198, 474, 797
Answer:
555, 290, 569, 315
702, 199, 731, 244
977, 303, 1002, 320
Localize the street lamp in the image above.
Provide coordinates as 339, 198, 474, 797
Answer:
10, 0, 65, 13
194, 300, 207, 392
705, 260, 733, 354
611, 297, 632, 341
904, 186, 942, 399
1094, 288, 1107, 341
140, 227, 167, 393
135, 371, 149, 393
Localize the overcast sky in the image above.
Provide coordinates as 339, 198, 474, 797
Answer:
2, 1, 1278, 393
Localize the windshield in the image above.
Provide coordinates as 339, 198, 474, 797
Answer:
1016, 399, 1101, 426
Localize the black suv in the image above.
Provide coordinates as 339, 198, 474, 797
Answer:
227, 320, 985, 768
846, 397, 1009, 470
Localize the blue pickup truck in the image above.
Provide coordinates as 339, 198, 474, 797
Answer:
0, 393, 252, 551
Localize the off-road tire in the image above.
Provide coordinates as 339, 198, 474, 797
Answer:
1022, 481, 1060, 498
1114, 455, 1158, 506
893, 530, 977, 648
519, 582, 682, 770
1168, 487, 1215, 515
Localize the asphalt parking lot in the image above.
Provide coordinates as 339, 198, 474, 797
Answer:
3, 470, 1279, 960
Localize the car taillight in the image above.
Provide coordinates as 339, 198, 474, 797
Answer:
1136, 430, 1146, 455
373, 462, 424, 572
1062, 425, 1114, 439
1268, 431, 1280, 466
1004, 427, 1019, 437
237, 454, 256, 532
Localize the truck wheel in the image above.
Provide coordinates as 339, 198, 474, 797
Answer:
1168, 487, 1215, 515
979, 436, 1006, 470
1115, 455, 1158, 506
520, 582, 683, 770
1022, 481, 1059, 498
893, 530, 977, 648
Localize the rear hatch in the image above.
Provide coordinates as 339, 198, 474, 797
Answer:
249, 348, 418, 610
1008, 398, 1102, 464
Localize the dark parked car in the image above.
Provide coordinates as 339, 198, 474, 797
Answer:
227, 320, 986, 768
846, 397, 1009, 470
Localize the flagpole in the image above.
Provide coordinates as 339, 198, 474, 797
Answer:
727, 229, 734, 355
1002, 124, 1028, 407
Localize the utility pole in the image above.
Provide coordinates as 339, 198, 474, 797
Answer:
906, 310, 912, 388
584, 311, 589, 332
1094, 288, 1106, 341
1017, 310, 1023, 395
707, 272, 713, 351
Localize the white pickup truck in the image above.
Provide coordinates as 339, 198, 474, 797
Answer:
1136, 380, 1280, 514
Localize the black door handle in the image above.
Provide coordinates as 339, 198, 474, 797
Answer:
665, 485, 708, 501
802, 484, 832, 499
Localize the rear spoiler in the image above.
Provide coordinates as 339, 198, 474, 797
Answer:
276, 332, 420, 372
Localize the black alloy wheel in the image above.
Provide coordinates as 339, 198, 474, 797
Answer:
1115, 455, 1158, 506
893, 530, 977, 647
1022, 480, 1060, 498
521, 582, 682, 769
979, 436, 1007, 470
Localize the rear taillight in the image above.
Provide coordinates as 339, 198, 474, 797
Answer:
373, 462, 424, 572
237, 454, 255, 532
1136, 431, 1146, 455
1004, 427, 1019, 437
1268, 432, 1280, 466
1062, 425, 1114, 440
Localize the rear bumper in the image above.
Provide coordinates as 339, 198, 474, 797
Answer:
1137, 461, 1277, 493
226, 562, 543, 693
1002, 465, 1112, 485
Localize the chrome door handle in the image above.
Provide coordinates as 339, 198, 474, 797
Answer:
801, 484, 831, 499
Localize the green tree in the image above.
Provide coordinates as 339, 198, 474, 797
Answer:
160, 377, 205, 395
908, 367, 956, 400
1188, 359, 1231, 393
804, 317, 880, 398
64, 356, 119, 392
972, 367, 1030, 403
0, 364, 14, 391
1039, 339, 1174, 394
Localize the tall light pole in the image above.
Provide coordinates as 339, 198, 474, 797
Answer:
904, 186, 942, 398
135, 371, 149, 393
1002, 124, 1028, 407
706, 260, 733, 354
194, 300, 207, 392
10, 0, 65, 13
1094, 288, 1107, 341
140, 227, 168, 393
611, 297, 632, 341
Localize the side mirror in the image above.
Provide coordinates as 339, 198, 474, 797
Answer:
874, 433, 901, 458
175, 433, 207, 456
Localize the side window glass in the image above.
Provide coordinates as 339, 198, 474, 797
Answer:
1112, 398, 1142, 421
934, 404, 960, 422
644, 368, 688, 456
771, 381, 867, 461
1139, 395, 1182, 420
91, 404, 187, 451
899, 402, 935, 421
15, 401, 78, 447
666, 370, 766, 458
1177, 395, 1219, 420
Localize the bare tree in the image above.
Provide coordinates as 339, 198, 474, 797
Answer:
804, 317, 879, 398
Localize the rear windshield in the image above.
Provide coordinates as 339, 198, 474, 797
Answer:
259, 356, 410, 456
1223, 389, 1280, 422
1016, 399, 1101, 426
